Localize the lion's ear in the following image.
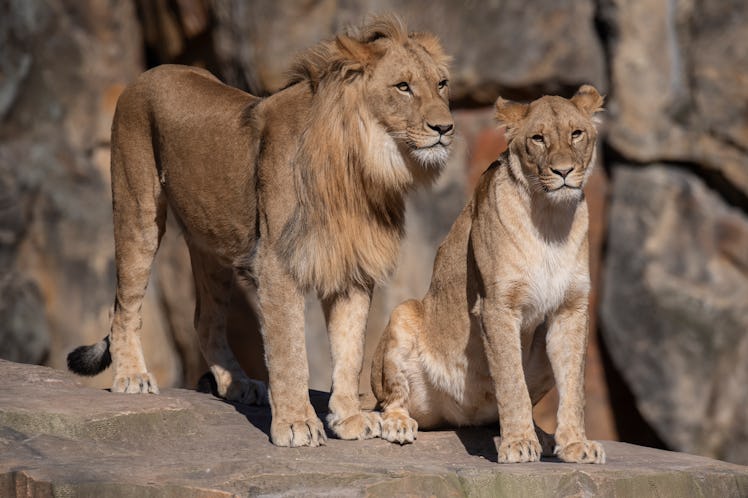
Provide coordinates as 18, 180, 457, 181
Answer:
495, 97, 529, 137
571, 84, 605, 116
334, 34, 376, 80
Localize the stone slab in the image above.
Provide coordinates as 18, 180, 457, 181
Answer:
1, 360, 746, 497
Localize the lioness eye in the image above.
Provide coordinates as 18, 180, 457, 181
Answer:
396, 82, 411, 93
531, 134, 544, 144
571, 129, 583, 139
438, 79, 448, 90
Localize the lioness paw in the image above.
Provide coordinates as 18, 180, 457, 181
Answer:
271, 417, 327, 447
328, 411, 382, 440
555, 440, 606, 464
381, 411, 418, 445
498, 437, 542, 463
112, 372, 159, 394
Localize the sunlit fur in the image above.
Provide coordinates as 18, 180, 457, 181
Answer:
66, 15, 454, 449
279, 15, 454, 297
499, 85, 603, 206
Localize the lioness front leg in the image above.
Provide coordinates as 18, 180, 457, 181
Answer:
256, 251, 326, 447
322, 285, 382, 440
546, 293, 605, 464
481, 289, 541, 463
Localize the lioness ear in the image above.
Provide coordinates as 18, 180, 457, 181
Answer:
334, 35, 376, 81
571, 84, 605, 116
495, 97, 529, 138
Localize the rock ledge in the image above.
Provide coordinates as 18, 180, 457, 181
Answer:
1, 360, 746, 497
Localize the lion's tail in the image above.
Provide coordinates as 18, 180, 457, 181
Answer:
67, 336, 112, 376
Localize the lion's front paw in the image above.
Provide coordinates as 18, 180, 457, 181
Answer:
381, 411, 418, 445
112, 372, 159, 394
327, 411, 382, 440
271, 417, 327, 447
555, 440, 606, 464
498, 437, 542, 463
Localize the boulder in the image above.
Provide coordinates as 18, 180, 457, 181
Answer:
600, 0, 748, 198
0, 0, 182, 388
0, 174, 48, 364
211, 0, 606, 102
2, 359, 746, 497
601, 165, 748, 464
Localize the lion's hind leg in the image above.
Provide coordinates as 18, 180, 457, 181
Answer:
104, 116, 167, 395
188, 245, 267, 405
371, 300, 429, 445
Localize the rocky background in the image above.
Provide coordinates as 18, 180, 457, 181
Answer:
0, 0, 746, 466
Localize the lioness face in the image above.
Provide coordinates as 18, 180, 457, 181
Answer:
366, 39, 454, 169
497, 86, 604, 203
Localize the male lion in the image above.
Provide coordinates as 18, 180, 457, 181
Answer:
370, 86, 606, 463
67, 16, 454, 447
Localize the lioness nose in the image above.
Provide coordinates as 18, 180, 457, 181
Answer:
551, 167, 574, 178
428, 123, 454, 135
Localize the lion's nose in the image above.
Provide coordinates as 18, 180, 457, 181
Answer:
551, 166, 574, 178
428, 123, 454, 135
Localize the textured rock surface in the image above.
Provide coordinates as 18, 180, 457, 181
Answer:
0, 0, 183, 389
600, 0, 748, 197
598, 0, 748, 464
601, 166, 748, 464
2, 360, 746, 498
211, 0, 606, 101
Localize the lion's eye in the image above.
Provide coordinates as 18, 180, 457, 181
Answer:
395, 82, 411, 93
571, 129, 583, 139
531, 134, 545, 144
438, 79, 448, 90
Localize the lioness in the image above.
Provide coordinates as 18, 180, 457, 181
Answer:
67, 16, 454, 447
371, 86, 606, 463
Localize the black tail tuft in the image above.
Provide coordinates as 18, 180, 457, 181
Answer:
67, 336, 112, 376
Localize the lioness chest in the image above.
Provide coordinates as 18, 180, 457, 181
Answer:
487, 179, 588, 330
525, 243, 577, 321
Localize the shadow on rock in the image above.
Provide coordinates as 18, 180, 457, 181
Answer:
197, 371, 333, 441
455, 425, 500, 462
455, 425, 563, 463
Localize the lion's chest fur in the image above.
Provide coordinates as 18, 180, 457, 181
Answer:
274, 112, 412, 297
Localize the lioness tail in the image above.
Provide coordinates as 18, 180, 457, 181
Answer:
67, 336, 112, 376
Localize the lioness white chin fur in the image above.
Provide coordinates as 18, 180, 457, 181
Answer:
66, 15, 454, 448
371, 85, 606, 464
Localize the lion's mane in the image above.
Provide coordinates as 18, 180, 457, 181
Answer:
277, 16, 450, 297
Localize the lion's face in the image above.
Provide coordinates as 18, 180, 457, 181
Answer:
497, 85, 604, 203
365, 39, 454, 169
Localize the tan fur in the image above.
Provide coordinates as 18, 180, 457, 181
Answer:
77, 15, 454, 447
371, 86, 606, 464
